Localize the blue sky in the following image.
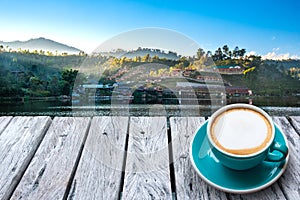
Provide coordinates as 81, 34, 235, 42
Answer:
1, 0, 299, 59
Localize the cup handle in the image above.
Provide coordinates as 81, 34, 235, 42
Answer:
265, 142, 288, 162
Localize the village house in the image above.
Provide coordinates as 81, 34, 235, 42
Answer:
215, 66, 244, 74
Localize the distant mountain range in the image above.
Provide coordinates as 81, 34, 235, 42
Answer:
99, 47, 180, 60
0, 37, 82, 54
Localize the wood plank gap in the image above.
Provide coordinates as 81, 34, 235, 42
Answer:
11, 117, 90, 200
0, 116, 13, 135
65, 117, 129, 200
62, 117, 92, 200
275, 181, 288, 200
167, 117, 177, 200
225, 193, 233, 200
7, 118, 52, 200
287, 116, 300, 136
0, 116, 52, 200
118, 116, 131, 200
5, 117, 52, 200
272, 117, 300, 200
122, 117, 172, 199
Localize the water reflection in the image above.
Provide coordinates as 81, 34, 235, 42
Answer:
0, 97, 299, 117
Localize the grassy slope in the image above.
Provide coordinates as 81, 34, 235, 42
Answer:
221, 63, 299, 96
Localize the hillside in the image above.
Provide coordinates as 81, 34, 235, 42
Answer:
0, 37, 82, 54
265, 59, 300, 69
221, 62, 299, 96
99, 47, 180, 60
0, 52, 87, 97
0, 50, 299, 98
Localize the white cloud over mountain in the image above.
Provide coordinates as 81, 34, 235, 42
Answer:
262, 52, 300, 60
247, 50, 300, 60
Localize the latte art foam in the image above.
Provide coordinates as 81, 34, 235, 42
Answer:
211, 108, 272, 155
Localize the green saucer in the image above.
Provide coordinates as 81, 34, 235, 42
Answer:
190, 120, 289, 194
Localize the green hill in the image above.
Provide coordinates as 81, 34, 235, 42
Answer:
221, 62, 299, 96
0, 51, 299, 98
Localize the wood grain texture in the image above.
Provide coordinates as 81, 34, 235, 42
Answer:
272, 117, 300, 200
0, 116, 51, 200
227, 184, 286, 200
0, 116, 13, 134
170, 117, 228, 200
11, 117, 90, 200
226, 118, 290, 199
67, 116, 129, 200
289, 116, 300, 135
225, 117, 299, 200
122, 117, 172, 200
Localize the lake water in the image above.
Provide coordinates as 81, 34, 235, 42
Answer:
0, 97, 299, 117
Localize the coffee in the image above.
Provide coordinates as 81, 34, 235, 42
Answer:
210, 108, 273, 155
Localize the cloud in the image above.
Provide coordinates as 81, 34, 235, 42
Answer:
272, 47, 280, 51
262, 52, 300, 60
246, 51, 257, 56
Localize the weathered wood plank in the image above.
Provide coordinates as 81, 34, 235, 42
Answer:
272, 117, 300, 200
227, 117, 300, 200
171, 117, 287, 200
203, 116, 289, 200
170, 117, 228, 200
122, 117, 172, 199
226, 120, 290, 200
11, 117, 90, 200
227, 184, 286, 200
0, 116, 52, 200
67, 116, 129, 200
289, 116, 300, 135
0, 116, 13, 134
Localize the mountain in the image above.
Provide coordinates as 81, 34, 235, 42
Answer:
265, 59, 300, 70
0, 37, 82, 54
99, 47, 180, 60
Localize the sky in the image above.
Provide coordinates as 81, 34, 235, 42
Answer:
1, 0, 300, 59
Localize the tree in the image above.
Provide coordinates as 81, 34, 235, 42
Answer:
46, 51, 53, 56
152, 55, 159, 61
133, 56, 141, 62
213, 48, 223, 61
29, 76, 42, 92
120, 57, 127, 65
233, 46, 240, 58
239, 48, 246, 58
222, 45, 230, 59
158, 68, 167, 76
79, 51, 86, 56
61, 69, 78, 96
206, 51, 212, 57
31, 65, 38, 73
179, 56, 190, 68
196, 48, 205, 59
248, 55, 262, 68
142, 54, 150, 62
48, 76, 60, 96
62, 69, 78, 84
59, 80, 71, 95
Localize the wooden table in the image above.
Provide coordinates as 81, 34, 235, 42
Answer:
0, 116, 299, 200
